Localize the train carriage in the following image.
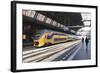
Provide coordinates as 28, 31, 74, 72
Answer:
33, 29, 74, 47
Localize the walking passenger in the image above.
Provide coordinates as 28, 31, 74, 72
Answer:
82, 38, 84, 43
85, 37, 89, 47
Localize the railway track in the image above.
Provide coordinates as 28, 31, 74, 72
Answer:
23, 40, 81, 63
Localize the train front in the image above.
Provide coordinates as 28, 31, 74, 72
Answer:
33, 30, 47, 47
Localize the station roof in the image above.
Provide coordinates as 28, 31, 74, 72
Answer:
37, 11, 84, 31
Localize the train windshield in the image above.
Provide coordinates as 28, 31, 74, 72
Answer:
34, 30, 46, 39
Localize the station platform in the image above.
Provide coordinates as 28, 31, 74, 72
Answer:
72, 40, 91, 60
53, 40, 91, 61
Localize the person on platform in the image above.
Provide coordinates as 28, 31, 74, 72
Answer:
82, 38, 84, 43
85, 37, 89, 48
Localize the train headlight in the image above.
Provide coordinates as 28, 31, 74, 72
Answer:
34, 41, 39, 46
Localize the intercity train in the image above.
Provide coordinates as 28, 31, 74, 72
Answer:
33, 29, 76, 47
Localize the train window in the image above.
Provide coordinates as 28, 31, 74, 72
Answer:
34, 32, 42, 39
45, 17, 51, 24
36, 13, 45, 22
47, 35, 51, 39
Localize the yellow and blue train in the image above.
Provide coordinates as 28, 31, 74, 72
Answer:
33, 29, 75, 47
